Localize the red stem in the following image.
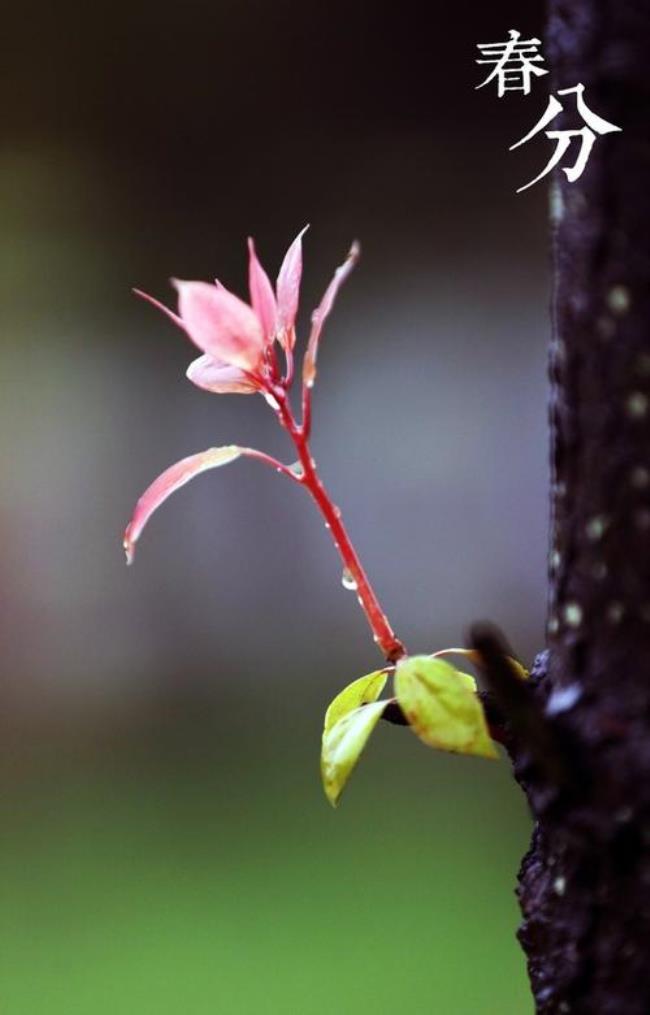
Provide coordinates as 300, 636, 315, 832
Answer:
274, 388, 406, 663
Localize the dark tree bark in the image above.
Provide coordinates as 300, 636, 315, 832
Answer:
478, 3, 650, 1012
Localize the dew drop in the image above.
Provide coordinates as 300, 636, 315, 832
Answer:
341, 568, 358, 591
263, 391, 280, 411
288, 460, 304, 479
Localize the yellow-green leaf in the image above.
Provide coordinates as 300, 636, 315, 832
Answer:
321, 700, 388, 807
395, 656, 498, 760
321, 671, 389, 807
323, 670, 388, 733
430, 649, 477, 691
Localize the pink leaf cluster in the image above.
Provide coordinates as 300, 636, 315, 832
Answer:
125, 230, 358, 563
135, 227, 308, 396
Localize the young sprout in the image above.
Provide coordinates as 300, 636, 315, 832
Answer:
124, 230, 504, 805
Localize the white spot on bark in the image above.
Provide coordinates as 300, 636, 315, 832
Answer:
549, 181, 564, 224
626, 392, 649, 418
547, 684, 582, 716
585, 515, 608, 541
553, 875, 566, 896
631, 466, 650, 489
607, 285, 631, 315
563, 602, 583, 627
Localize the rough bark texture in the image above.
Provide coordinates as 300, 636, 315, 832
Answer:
510, 2, 650, 1012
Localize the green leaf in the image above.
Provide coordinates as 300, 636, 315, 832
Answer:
323, 670, 388, 733
321, 671, 389, 807
456, 670, 478, 693
395, 656, 498, 760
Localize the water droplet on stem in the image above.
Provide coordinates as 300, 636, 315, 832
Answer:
341, 567, 358, 591
263, 392, 280, 411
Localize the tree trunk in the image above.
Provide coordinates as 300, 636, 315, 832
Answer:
491, 2, 650, 1011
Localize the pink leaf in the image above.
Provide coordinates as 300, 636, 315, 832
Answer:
123, 446, 243, 564
173, 280, 265, 371
276, 225, 309, 350
186, 354, 260, 395
123, 443, 305, 564
247, 238, 278, 343
302, 241, 359, 388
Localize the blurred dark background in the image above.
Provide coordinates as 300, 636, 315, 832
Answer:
1, 1, 546, 1011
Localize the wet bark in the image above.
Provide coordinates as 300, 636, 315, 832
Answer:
488, 2, 650, 1011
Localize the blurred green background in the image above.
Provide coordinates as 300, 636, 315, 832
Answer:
2, 739, 531, 1013
1, 0, 547, 1010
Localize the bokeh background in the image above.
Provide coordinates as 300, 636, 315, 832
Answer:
2, 1, 549, 1011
